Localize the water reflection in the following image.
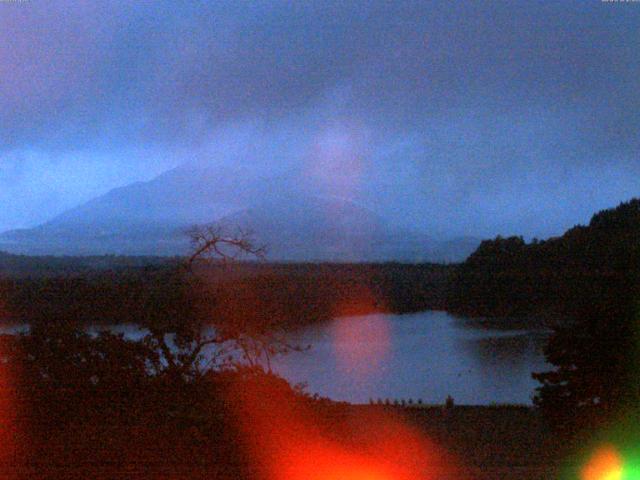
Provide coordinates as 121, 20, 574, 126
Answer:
460, 333, 544, 367
272, 311, 550, 405
0, 311, 551, 405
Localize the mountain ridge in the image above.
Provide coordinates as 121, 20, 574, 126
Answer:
0, 165, 479, 261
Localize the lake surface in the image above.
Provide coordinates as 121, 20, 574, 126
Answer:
271, 311, 550, 405
0, 310, 550, 405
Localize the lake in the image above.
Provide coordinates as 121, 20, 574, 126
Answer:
271, 310, 550, 405
1, 310, 550, 405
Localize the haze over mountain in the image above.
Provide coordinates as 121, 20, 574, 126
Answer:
0, 165, 478, 262
2, 2, 639, 240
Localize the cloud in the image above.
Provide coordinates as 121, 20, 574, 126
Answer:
0, 0, 638, 235
2, 1, 638, 150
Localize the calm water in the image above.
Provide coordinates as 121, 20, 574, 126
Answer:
1, 310, 550, 405
271, 311, 550, 405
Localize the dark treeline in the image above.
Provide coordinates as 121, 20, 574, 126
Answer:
198, 262, 454, 324
0, 261, 454, 328
446, 198, 640, 436
0, 251, 178, 277
447, 199, 640, 320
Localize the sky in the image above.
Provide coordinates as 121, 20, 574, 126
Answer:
0, 0, 639, 239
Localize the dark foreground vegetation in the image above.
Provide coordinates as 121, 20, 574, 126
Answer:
1, 199, 640, 477
0, 306, 560, 479
0, 319, 617, 480
0, 337, 301, 479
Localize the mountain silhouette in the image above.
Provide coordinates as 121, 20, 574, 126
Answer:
0, 165, 478, 261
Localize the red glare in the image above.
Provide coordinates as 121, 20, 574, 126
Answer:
228, 371, 465, 480
0, 335, 18, 478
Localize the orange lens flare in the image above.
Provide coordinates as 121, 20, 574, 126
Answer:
280, 444, 394, 480
227, 371, 463, 480
582, 445, 624, 480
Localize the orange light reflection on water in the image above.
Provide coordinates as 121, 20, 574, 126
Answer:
330, 312, 390, 381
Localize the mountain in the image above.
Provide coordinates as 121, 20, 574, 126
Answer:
0, 165, 478, 261
216, 196, 478, 261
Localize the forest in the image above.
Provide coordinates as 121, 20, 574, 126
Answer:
0, 259, 453, 328
447, 198, 640, 320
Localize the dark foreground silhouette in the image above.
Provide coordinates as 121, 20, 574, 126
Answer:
0, 328, 560, 479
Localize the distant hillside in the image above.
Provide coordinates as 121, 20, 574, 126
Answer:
448, 198, 640, 317
0, 165, 478, 262
0, 165, 257, 256
216, 196, 478, 262
0, 250, 176, 277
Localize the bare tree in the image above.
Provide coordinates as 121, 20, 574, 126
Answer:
185, 224, 266, 271
143, 224, 301, 379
